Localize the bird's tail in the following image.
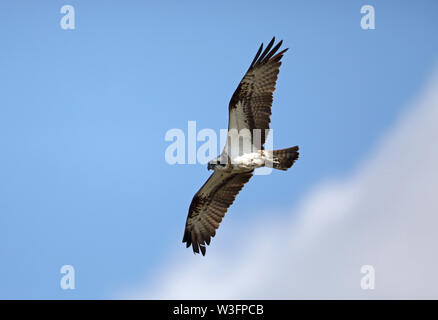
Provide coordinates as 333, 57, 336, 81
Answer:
266, 146, 299, 171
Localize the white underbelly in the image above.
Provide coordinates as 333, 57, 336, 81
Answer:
231, 152, 266, 170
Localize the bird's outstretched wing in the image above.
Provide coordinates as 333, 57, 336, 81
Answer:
227, 37, 288, 150
183, 170, 253, 255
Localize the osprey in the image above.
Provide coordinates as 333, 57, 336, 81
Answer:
183, 38, 299, 255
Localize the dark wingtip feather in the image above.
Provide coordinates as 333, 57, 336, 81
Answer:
262, 40, 283, 63
258, 37, 276, 63
183, 228, 209, 255
182, 229, 191, 248
270, 48, 289, 63
192, 242, 199, 254
249, 43, 264, 69
249, 38, 287, 70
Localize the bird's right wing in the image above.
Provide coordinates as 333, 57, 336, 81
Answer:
183, 170, 253, 255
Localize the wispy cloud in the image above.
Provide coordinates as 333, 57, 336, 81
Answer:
122, 66, 438, 299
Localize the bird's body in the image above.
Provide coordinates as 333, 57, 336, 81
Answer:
216, 151, 275, 172
231, 151, 266, 171
183, 38, 300, 255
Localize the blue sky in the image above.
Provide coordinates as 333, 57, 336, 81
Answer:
1, 0, 437, 299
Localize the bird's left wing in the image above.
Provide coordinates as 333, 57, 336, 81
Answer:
226, 37, 288, 150
183, 170, 253, 255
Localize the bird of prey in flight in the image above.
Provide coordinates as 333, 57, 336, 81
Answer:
183, 38, 299, 255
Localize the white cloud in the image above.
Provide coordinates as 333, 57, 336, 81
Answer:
123, 66, 438, 299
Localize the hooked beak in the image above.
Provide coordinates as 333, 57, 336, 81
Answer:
207, 163, 214, 171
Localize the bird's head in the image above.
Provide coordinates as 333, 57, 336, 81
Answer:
207, 157, 226, 171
